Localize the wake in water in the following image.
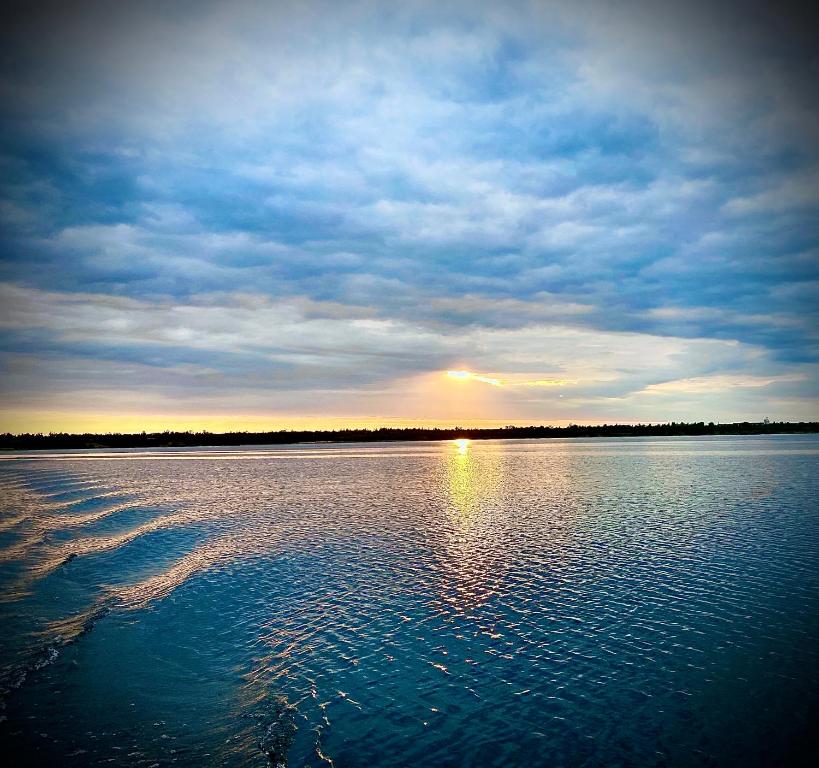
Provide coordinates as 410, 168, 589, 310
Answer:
1, 438, 819, 767
0, 462, 301, 765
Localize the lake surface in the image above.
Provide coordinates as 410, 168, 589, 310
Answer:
1, 436, 818, 767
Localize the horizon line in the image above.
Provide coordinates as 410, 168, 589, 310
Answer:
3, 421, 818, 452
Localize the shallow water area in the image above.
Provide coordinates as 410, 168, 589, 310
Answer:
1, 436, 818, 766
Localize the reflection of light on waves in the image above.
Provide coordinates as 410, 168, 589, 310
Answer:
0, 512, 29, 533
5, 512, 199, 599
2, 468, 285, 628
110, 519, 288, 611
440, 441, 506, 610
0, 471, 263, 600
237, 581, 367, 768
43, 535, 248, 647
3, 464, 297, 767
0, 476, 140, 565
110, 536, 237, 609
0, 502, 160, 568
38, 500, 146, 531
45, 514, 288, 636
40, 528, 294, 766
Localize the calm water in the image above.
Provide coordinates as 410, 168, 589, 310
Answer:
0, 436, 818, 767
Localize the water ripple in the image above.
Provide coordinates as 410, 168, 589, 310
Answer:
0, 437, 817, 766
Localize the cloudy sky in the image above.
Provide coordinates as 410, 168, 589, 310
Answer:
1, 0, 817, 432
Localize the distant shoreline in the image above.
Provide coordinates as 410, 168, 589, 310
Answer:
1, 421, 817, 451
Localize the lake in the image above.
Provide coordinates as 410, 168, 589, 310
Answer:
1, 436, 818, 766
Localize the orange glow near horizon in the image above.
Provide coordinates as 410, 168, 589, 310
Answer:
0, 368, 590, 435
0, 408, 597, 435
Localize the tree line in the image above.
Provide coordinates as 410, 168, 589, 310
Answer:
1, 421, 817, 451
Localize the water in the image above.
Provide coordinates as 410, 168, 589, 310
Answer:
1, 436, 817, 767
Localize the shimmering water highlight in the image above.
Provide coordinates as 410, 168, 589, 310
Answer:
1, 436, 818, 766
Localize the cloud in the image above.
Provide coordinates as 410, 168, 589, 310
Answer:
640, 373, 807, 395
2, 281, 815, 426
1, 1, 817, 427
447, 370, 503, 386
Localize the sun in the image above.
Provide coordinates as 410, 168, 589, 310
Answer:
453, 438, 471, 454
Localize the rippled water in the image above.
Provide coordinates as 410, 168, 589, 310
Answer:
1, 436, 818, 767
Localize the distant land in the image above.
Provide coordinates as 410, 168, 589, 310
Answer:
1, 421, 818, 451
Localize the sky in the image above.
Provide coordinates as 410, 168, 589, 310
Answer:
1, 0, 817, 432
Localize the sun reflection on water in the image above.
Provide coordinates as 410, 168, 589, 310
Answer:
453, 438, 470, 455
439, 441, 507, 611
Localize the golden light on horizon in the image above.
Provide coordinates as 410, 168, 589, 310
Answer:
453, 437, 471, 454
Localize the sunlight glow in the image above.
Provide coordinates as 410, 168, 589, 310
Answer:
519, 379, 576, 387
446, 370, 503, 387
445, 370, 575, 389
454, 438, 471, 454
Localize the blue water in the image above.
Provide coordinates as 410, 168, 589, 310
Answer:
1, 436, 818, 767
